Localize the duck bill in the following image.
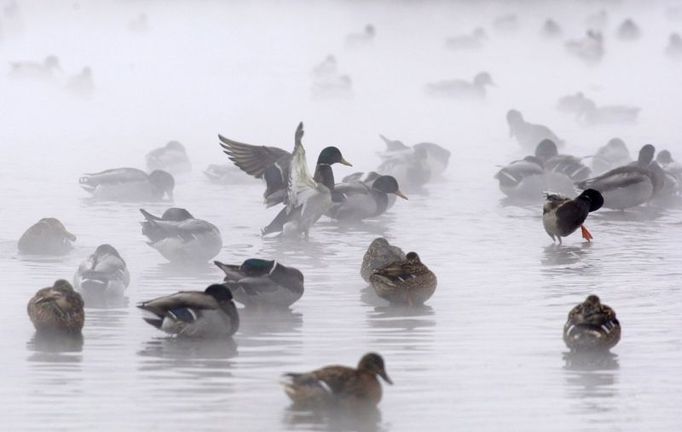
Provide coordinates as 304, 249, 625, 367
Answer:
394, 190, 408, 200
340, 158, 353, 167
379, 370, 393, 385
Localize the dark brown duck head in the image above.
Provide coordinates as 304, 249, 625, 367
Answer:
358, 353, 392, 385
406, 252, 421, 263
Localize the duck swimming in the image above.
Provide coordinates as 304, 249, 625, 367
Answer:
506, 109, 562, 151
328, 174, 407, 221
617, 18, 640, 41
425, 72, 494, 100
361, 238, 406, 282
73, 244, 130, 300
541, 19, 562, 37
9, 55, 61, 81
445, 27, 486, 50
281, 352, 392, 408
138, 284, 239, 338
345, 24, 375, 47
146, 141, 192, 174
565, 31, 604, 64
370, 252, 437, 306
591, 138, 632, 175
214, 259, 304, 308
27, 280, 84, 334
543, 189, 603, 244
564, 295, 620, 352
18, 218, 76, 255
65, 66, 94, 98
140, 208, 222, 264
79, 168, 174, 201
557, 92, 639, 126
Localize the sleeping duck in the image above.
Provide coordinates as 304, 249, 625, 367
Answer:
219, 126, 351, 207
378, 134, 450, 180
140, 208, 223, 263
328, 174, 407, 221
18, 218, 76, 255
27, 280, 84, 334
506, 109, 562, 151
214, 259, 304, 308
79, 168, 174, 201
565, 31, 604, 64
146, 141, 192, 174
445, 27, 486, 50
361, 238, 406, 282
617, 18, 640, 41
281, 352, 392, 408
591, 138, 632, 175
9, 55, 61, 81
542, 189, 603, 244
369, 252, 437, 306
424, 72, 494, 100
564, 295, 620, 352
73, 244, 130, 300
138, 284, 239, 338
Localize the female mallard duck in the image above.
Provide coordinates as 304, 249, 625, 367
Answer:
543, 189, 603, 244
214, 259, 304, 308
138, 284, 239, 338
369, 252, 437, 306
360, 238, 406, 282
506, 109, 562, 151
425, 72, 494, 100
73, 244, 130, 299
281, 352, 392, 408
27, 280, 84, 334
328, 175, 407, 221
18, 218, 76, 255
146, 141, 192, 174
140, 208, 222, 264
218, 124, 351, 207
564, 295, 620, 352
79, 167, 174, 201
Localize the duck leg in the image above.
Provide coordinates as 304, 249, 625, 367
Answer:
580, 225, 593, 242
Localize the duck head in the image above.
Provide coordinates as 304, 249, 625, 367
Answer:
577, 189, 604, 212
365, 24, 376, 36
535, 139, 559, 162
240, 258, 277, 276
44, 55, 61, 70
474, 72, 494, 87
637, 144, 655, 166
372, 175, 407, 199
94, 243, 122, 259
607, 137, 627, 150
149, 170, 175, 200
317, 146, 352, 167
506, 110, 523, 136
406, 251, 421, 263
204, 284, 234, 303
656, 150, 673, 165
358, 352, 392, 384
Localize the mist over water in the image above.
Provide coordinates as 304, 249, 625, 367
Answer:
2, 0, 682, 430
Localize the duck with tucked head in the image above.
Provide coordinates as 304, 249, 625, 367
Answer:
73, 244, 130, 300
361, 238, 406, 282
543, 189, 603, 245
138, 284, 239, 338
214, 259, 304, 308
28, 280, 84, 334
370, 252, 437, 306
564, 295, 620, 352
79, 168, 174, 201
281, 352, 392, 408
18, 218, 76, 255
328, 174, 407, 221
146, 141, 192, 174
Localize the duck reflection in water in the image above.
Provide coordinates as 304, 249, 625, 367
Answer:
541, 242, 592, 266
138, 337, 238, 363
564, 351, 620, 401
283, 404, 384, 432
27, 331, 84, 363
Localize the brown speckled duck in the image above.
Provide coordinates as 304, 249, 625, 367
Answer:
27, 280, 85, 334
564, 295, 621, 352
369, 252, 437, 306
18, 218, 76, 255
281, 353, 392, 408
360, 238, 406, 282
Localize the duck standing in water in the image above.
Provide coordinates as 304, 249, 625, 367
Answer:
370, 252, 437, 306
79, 168, 174, 201
18, 218, 76, 255
146, 141, 192, 174
281, 353, 392, 408
73, 244, 130, 300
28, 280, 84, 334
564, 295, 620, 352
328, 174, 407, 221
543, 189, 604, 244
138, 284, 239, 338
361, 238, 406, 282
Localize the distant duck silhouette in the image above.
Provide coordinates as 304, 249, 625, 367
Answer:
74, 244, 129, 300
79, 168, 174, 201
328, 174, 408, 221
28, 280, 84, 334
493, 14, 518, 32
9, 55, 61, 81
128, 13, 148, 33
617, 18, 640, 41
565, 31, 604, 64
666, 33, 682, 59
507, 109, 562, 151
424, 72, 494, 100
564, 295, 620, 352
65, 66, 94, 97
377, 134, 450, 186
346, 24, 375, 47
370, 252, 437, 306
585, 9, 608, 30
445, 27, 486, 50
591, 138, 632, 175
361, 238, 405, 282
542, 189, 603, 244
18, 218, 76, 255
312, 55, 338, 78
656, 150, 682, 180
312, 74, 352, 99
557, 92, 639, 125
541, 19, 562, 37
146, 141, 192, 174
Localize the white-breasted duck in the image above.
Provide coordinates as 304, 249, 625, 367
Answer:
542, 189, 604, 244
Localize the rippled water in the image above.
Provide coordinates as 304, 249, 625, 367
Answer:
2, 1, 682, 431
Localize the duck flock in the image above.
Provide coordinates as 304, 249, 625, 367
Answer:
5, 0, 682, 427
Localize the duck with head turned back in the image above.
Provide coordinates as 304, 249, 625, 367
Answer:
73, 244, 130, 300
18, 218, 76, 255
564, 295, 620, 352
28, 280, 84, 334
543, 189, 603, 244
361, 238, 406, 282
281, 352, 392, 408
370, 252, 437, 306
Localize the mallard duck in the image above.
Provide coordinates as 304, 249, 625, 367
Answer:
146, 141, 192, 174
666, 33, 682, 59
79, 167, 174, 201
591, 138, 632, 175
543, 189, 603, 244
27, 280, 84, 334
18, 218, 76, 255
218, 125, 351, 207
73, 244, 130, 299
617, 18, 640, 41
328, 175, 407, 221
261, 123, 333, 238
214, 259, 304, 308
425, 72, 494, 100
345, 24, 375, 47
445, 27, 486, 50
506, 109, 562, 151
9, 55, 61, 80
564, 295, 620, 352
65, 66, 94, 98
369, 252, 437, 306
140, 208, 222, 263
536, 139, 591, 181
565, 31, 604, 64
541, 19, 562, 37
281, 352, 392, 408
360, 238, 406, 282
138, 284, 239, 338
378, 135, 450, 180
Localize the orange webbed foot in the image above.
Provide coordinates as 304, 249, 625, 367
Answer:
581, 225, 593, 242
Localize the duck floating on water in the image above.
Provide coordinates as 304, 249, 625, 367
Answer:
370, 252, 437, 306
9, 55, 61, 81
18, 218, 76, 255
79, 168, 174, 201
617, 18, 640, 41
557, 92, 639, 126
543, 189, 603, 244
146, 141, 191, 174
28, 280, 84, 334
541, 19, 562, 38
425, 72, 494, 100
65, 66, 94, 97
328, 174, 407, 221
377, 134, 450, 189
564, 295, 620, 352
73, 244, 130, 300
346, 24, 375, 48
507, 109, 563, 151
445, 27, 486, 50
361, 238, 406, 282
565, 31, 604, 64
591, 138, 632, 175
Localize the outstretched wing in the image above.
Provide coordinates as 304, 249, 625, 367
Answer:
218, 134, 290, 179
287, 123, 319, 210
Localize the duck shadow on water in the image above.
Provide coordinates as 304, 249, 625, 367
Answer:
563, 351, 619, 401
238, 307, 303, 337
283, 404, 384, 432
138, 260, 221, 282
82, 294, 129, 310
362, 288, 436, 331
27, 331, 84, 362
137, 336, 238, 365
258, 237, 330, 268
541, 242, 593, 267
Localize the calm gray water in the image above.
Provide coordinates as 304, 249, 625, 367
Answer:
2, 1, 682, 431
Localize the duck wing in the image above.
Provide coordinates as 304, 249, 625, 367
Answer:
287, 123, 320, 210
137, 291, 218, 317
79, 167, 148, 187
218, 134, 291, 179
577, 166, 651, 192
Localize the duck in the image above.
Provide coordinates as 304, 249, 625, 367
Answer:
146, 141, 192, 174
617, 18, 640, 41
18, 218, 76, 255
445, 27, 486, 50
656, 150, 682, 180
377, 134, 450, 186
369, 252, 437, 306
542, 189, 603, 244
214, 259, 304, 308
65, 66, 94, 97
281, 352, 392, 408
138, 284, 239, 338
666, 33, 682, 59
345, 24, 375, 47
506, 109, 562, 151
261, 123, 333, 238
218, 125, 351, 207
312, 55, 338, 79
577, 144, 662, 209
536, 139, 591, 181
591, 138, 632, 175
541, 19, 562, 37
328, 175, 407, 221
140, 208, 222, 263
565, 31, 604, 64
79, 167, 174, 201
564, 295, 620, 352
557, 93, 639, 125
424, 72, 494, 100
311, 74, 353, 99
9, 55, 61, 80
73, 244, 130, 299
360, 238, 406, 282
27, 280, 84, 334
